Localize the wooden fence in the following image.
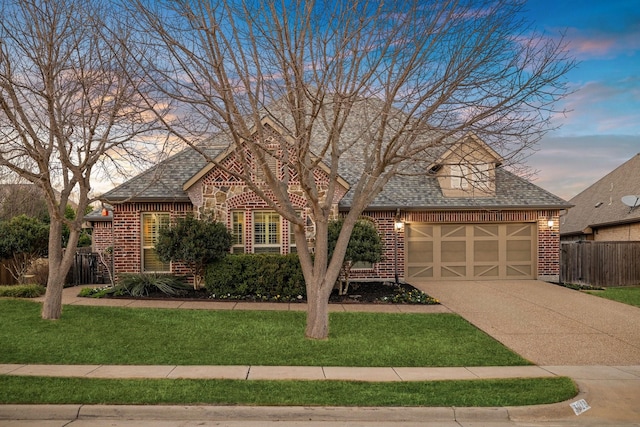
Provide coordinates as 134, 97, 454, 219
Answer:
2, 251, 104, 286
560, 241, 640, 287
0, 259, 18, 285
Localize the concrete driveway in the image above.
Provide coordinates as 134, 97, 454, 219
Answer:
410, 280, 640, 365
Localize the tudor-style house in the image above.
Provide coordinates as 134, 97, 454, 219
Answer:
87, 111, 570, 285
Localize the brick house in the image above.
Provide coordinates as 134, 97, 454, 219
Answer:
88, 115, 569, 284
560, 153, 640, 241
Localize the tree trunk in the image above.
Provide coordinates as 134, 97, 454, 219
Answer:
41, 220, 78, 320
304, 278, 333, 339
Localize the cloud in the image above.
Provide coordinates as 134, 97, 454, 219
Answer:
525, 134, 640, 200
551, 77, 640, 136
564, 27, 640, 59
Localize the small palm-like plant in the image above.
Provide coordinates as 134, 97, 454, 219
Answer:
117, 273, 191, 297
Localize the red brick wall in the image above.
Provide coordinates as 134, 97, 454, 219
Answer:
346, 211, 403, 281
106, 201, 561, 282
91, 221, 114, 282
112, 202, 193, 277
536, 210, 561, 280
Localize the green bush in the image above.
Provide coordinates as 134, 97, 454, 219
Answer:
116, 273, 191, 297
78, 285, 126, 298
0, 284, 46, 298
205, 254, 305, 300
155, 214, 232, 288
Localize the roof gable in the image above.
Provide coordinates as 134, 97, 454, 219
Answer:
183, 117, 350, 192
432, 133, 503, 167
561, 153, 640, 236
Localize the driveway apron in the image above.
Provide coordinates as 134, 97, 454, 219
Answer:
410, 280, 640, 365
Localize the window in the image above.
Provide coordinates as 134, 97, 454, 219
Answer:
470, 163, 491, 190
352, 260, 373, 269
141, 213, 170, 272
450, 165, 469, 189
253, 211, 281, 253
231, 211, 245, 254
451, 164, 491, 190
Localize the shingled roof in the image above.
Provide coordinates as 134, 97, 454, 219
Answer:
102, 143, 227, 202
561, 154, 640, 236
350, 168, 570, 210
101, 98, 569, 211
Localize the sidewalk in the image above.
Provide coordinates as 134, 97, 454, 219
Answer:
2, 364, 640, 425
5, 285, 637, 425
0, 363, 566, 381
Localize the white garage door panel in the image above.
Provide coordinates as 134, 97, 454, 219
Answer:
406, 223, 536, 280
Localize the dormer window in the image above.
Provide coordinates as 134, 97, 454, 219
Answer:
451, 164, 491, 191
451, 165, 469, 189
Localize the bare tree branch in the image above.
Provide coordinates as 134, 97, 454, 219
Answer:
130, 0, 575, 338
0, 0, 165, 319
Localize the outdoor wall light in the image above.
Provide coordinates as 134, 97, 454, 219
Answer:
394, 220, 404, 232
547, 219, 554, 228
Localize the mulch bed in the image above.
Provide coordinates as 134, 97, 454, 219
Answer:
121, 281, 425, 304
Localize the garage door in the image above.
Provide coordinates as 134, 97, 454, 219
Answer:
406, 223, 536, 280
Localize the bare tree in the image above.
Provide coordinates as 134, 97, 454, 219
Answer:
0, 0, 163, 319
133, 0, 574, 339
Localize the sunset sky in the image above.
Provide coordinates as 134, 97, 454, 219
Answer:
522, 0, 640, 200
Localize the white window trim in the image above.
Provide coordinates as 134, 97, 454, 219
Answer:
253, 210, 282, 254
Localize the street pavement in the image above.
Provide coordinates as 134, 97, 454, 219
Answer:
1, 280, 639, 426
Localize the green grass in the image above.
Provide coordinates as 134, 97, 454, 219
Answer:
0, 299, 528, 366
0, 284, 46, 298
0, 375, 577, 406
586, 286, 640, 307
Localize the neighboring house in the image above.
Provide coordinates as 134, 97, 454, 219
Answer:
87, 113, 569, 284
560, 154, 640, 242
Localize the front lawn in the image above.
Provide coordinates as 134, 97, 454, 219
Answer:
0, 375, 577, 407
586, 286, 640, 307
0, 299, 528, 367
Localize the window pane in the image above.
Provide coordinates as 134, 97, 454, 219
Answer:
142, 213, 170, 272
232, 211, 245, 245
254, 211, 281, 252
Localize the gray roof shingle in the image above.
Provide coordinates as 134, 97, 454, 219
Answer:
102, 98, 569, 211
341, 168, 570, 210
102, 145, 227, 202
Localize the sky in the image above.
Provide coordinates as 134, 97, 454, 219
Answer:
521, 0, 640, 201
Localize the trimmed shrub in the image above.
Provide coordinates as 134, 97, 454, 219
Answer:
205, 254, 305, 300
155, 214, 232, 288
0, 284, 46, 298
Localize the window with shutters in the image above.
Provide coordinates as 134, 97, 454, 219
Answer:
141, 213, 170, 272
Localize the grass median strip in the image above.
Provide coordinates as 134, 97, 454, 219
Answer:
0, 375, 577, 407
0, 300, 528, 367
